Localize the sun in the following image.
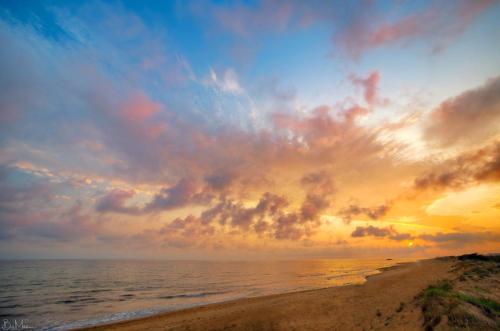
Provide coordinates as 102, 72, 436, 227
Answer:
408, 241, 414, 247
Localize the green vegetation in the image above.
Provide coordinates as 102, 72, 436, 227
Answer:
419, 255, 500, 329
419, 278, 500, 330
420, 280, 454, 331
456, 254, 500, 282
458, 253, 500, 263
422, 280, 453, 299
457, 293, 500, 314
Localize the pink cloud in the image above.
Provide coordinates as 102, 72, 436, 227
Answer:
189, 1, 495, 61
338, 0, 495, 59
96, 189, 139, 214
122, 92, 160, 122
349, 71, 384, 106
424, 75, 500, 148
120, 91, 167, 141
145, 178, 214, 212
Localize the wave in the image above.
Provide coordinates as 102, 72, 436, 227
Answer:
158, 290, 228, 300
47, 308, 162, 331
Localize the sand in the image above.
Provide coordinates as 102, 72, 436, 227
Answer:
80, 258, 456, 331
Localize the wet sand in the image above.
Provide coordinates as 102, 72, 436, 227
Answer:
79, 258, 455, 330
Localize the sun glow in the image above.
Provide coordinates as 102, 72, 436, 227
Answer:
0, 0, 499, 260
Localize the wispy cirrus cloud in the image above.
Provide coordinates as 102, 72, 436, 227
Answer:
336, 0, 496, 59
1, 1, 499, 258
414, 140, 500, 191
188, 0, 496, 61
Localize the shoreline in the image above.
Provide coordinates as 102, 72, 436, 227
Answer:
78, 258, 449, 331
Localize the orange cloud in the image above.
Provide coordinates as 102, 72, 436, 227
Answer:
414, 140, 500, 191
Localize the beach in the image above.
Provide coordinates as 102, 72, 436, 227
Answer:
72, 258, 431, 330
80, 256, 500, 331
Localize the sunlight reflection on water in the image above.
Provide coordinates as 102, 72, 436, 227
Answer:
0, 258, 414, 330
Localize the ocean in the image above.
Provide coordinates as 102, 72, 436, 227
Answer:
0, 258, 411, 330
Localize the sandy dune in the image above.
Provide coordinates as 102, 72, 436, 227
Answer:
81, 258, 457, 331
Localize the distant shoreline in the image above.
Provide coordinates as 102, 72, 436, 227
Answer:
78, 257, 449, 331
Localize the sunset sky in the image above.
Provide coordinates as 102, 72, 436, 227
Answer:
1, 0, 499, 259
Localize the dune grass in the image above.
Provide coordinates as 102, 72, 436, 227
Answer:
420, 278, 499, 330
457, 293, 500, 314
422, 280, 453, 299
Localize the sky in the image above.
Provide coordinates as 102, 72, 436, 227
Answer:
0, 0, 499, 260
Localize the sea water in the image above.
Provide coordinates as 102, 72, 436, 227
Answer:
0, 258, 412, 330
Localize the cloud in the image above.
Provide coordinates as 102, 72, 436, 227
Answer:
349, 71, 382, 106
339, 203, 391, 223
417, 231, 500, 249
207, 68, 243, 93
271, 104, 380, 153
337, 0, 495, 59
274, 213, 303, 241
4, 1, 496, 257
0, 170, 51, 213
298, 170, 335, 223
0, 166, 105, 244
300, 170, 335, 195
145, 178, 214, 212
154, 189, 330, 247
209, 1, 293, 36
418, 231, 498, 244
255, 192, 289, 215
201, 193, 291, 231
0, 13, 175, 183
351, 225, 412, 241
95, 178, 218, 216
22, 202, 97, 242
160, 215, 216, 249
204, 172, 234, 191
414, 140, 500, 191
300, 194, 330, 222
0, 166, 53, 239
187, 1, 494, 63
0, 8, 399, 196
0, 9, 409, 256
0, 167, 99, 242
351, 225, 498, 247
95, 189, 140, 215
423, 75, 500, 148
0, 19, 63, 141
